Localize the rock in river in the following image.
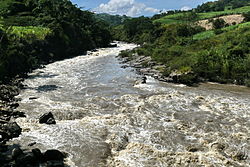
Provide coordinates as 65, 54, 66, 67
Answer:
44, 149, 65, 161
39, 112, 56, 125
0, 122, 22, 143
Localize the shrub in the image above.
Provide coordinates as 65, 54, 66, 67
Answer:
212, 18, 226, 29
243, 12, 250, 22
214, 29, 224, 35
245, 79, 250, 87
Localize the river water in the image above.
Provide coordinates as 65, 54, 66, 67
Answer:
11, 43, 250, 166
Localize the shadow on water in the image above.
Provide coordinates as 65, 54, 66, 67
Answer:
23, 85, 60, 92
29, 73, 59, 80
37, 85, 60, 92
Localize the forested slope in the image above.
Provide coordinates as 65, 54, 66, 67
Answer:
113, 0, 250, 86
0, 0, 112, 82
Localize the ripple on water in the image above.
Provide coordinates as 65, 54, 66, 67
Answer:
12, 42, 250, 167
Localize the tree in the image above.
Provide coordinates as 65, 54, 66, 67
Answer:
243, 12, 250, 22
182, 12, 198, 21
123, 17, 154, 41
212, 18, 226, 29
0, 0, 113, 81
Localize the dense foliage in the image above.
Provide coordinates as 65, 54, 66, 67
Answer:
0, 0, 112, 82
155, 6, 250, 25
112, 17, 164, 44
95, 13, 130, 26
113, 1, 250, 86
243, 11, 250, 21
196, 0, 250, 12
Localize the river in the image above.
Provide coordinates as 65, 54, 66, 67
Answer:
11, 42, 250, 166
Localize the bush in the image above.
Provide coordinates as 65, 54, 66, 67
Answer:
214, 29, 224, 35
212, 18, 226, 29
176, 24, 205, 37
245, 79, 250, 87
243, 12, 250, 22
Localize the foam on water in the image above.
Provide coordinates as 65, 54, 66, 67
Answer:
10, 42, 250, 166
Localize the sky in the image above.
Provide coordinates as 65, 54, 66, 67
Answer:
70, 0, 215, 17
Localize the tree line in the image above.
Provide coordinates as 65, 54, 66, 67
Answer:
0, 0, 112, 82
196, 0, 250, 12
112, 2, 250, 86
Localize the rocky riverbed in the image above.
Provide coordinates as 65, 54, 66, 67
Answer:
118, 51, 200, 86
8, 42, 250, 167
0, 80, 67, 166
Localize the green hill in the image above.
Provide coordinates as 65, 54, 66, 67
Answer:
154, 5, 250, 24
112, 1, 250, 86
196, 0, 250, 12
95, 13, 130, 26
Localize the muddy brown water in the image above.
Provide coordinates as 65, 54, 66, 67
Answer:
10, 42, 250, 166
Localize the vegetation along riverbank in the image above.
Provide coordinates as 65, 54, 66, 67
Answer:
1, 0, 250, 166
0, 0, 112, 166
0, 0, 112, 83
112, 0, 250, 86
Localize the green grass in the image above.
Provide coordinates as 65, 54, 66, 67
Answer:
155, 6, 250, 24
193, 21, 250, 40
9, 26, 52, 40
154, 13, 188, 24
154, 18, 184, 24
197, 6, 250, 19
193, 30, 214, 40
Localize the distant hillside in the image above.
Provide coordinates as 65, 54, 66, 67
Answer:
196, 0, 250, 12
197, 14, 244, 30
154, 5, 250, 24
112, 1, 250, 86
95, 13, 130, 26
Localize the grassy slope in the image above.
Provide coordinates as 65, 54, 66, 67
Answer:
155, 6, 250, 24
193, 21, 250, 40
144, 24, 250, 85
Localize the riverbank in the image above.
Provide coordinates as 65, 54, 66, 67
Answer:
117, 50, 200, 86
0, 42, 132, 167
117, 47, 250, 87
12, 43, 249, 166
0, 0, 113, 83
0, 79, 68, 166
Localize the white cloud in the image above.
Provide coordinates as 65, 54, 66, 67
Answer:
181, 6, 192, 11
145, 7, 160, 13
94, 0, 160, 17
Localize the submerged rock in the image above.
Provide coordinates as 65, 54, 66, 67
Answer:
12, 147, 23, 159
46, 160, 64, 167
44, 150, 65, 161
28, 142, 37, 147
0, 83, 67, 167
232, 151, 248, 161
0, 122, 22, 143
39, 112, 56, 125
109, 44, 118, 48
134, 76, 147, 85
32, 148, 43, 161
11, 111, 26, 118
15, 152, 37, 165
0, 85, 19, 102
141, 76, 147, 84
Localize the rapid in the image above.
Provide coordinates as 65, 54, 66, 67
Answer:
10, 42, 250, 167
